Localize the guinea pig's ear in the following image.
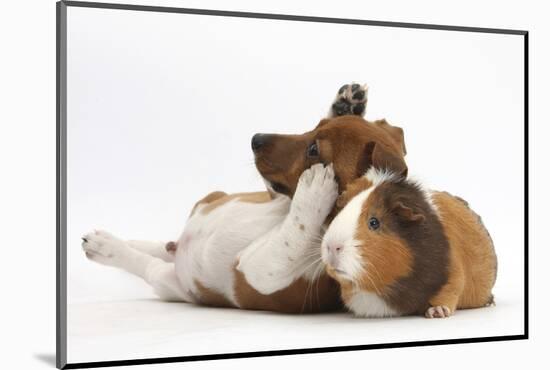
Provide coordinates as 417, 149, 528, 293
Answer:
372, 119, 407, 156
392, 201, 425, 223
357, 141, 408, 178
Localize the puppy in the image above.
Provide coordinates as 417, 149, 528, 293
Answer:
322, 168, 497, 318
82, 84, 408, 313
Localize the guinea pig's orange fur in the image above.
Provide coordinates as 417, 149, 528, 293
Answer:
429, 191, 497, 312
324, 171, 496, 318
334, 177, 415, 294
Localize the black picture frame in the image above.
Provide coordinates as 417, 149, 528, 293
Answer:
56, 1, 529, 368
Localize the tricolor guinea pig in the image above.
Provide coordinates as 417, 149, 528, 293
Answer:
321, 168, 497, 318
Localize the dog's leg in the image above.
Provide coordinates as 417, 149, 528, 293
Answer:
127, 239, 175, 262
82, 230, 189, 301
327, 83, 368, 118
236, 164, 338, 295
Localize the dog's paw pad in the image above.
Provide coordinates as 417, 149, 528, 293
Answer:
331, 83, 368, 117
425, 305, 452, 319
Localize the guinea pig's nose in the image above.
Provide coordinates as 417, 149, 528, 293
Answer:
328, 243, 344, 255
251, 133, 269, 152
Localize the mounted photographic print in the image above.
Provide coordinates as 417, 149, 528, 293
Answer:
56, 1, 528, 368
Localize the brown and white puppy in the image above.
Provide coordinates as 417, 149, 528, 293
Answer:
322, 168, 497, 318
81, 84, 408, 314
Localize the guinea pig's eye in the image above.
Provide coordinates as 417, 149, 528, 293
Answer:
306, 142, 319, 158
368, 217, 380, 230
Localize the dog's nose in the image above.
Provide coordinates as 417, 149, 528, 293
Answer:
251, 133, 269, 151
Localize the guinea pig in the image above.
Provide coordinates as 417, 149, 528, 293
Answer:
321, 168, 497, 318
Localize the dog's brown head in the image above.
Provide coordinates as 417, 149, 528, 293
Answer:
252, 115, 407, 198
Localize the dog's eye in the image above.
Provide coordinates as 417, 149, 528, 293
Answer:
306, 142, 319, 158
368, 217, 380, 230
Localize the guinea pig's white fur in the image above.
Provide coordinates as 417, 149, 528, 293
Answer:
321, 168, 410, 318
322, 169, 403, 282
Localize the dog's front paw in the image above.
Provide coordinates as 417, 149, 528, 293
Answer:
292, 164, 338, 224
82, 230, 132, 267
330, 83, 368, 117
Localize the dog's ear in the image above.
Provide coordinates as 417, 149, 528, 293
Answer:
372, 119, 407, 156
356, 141, 408, 178
315, 119, 330, 129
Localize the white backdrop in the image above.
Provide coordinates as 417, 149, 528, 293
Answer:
66, 6, 524, 306
63, 7, 526, 361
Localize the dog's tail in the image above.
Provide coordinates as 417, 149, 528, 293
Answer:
165, 241, 178, 255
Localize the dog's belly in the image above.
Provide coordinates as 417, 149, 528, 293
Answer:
174, 196, 290, 306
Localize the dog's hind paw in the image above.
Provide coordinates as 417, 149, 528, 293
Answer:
329, 83, 368, 118
81, 230, 133, 267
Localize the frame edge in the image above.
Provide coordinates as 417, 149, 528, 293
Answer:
57, 1, 68, 369
58, 1, 529, 367
523, 31, 529, 339
63, 0, 527, 35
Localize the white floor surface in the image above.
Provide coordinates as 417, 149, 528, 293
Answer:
67, 296, 523, 364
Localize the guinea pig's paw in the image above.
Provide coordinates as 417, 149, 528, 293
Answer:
425, 305, 452, 319
82, 230, 131, 267
330, 83, 368, 117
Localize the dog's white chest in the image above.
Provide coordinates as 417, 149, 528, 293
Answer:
174, 196, 290, 304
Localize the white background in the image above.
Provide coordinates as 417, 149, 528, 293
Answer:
66, 5, 524, 306
0, 0, 547, 369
